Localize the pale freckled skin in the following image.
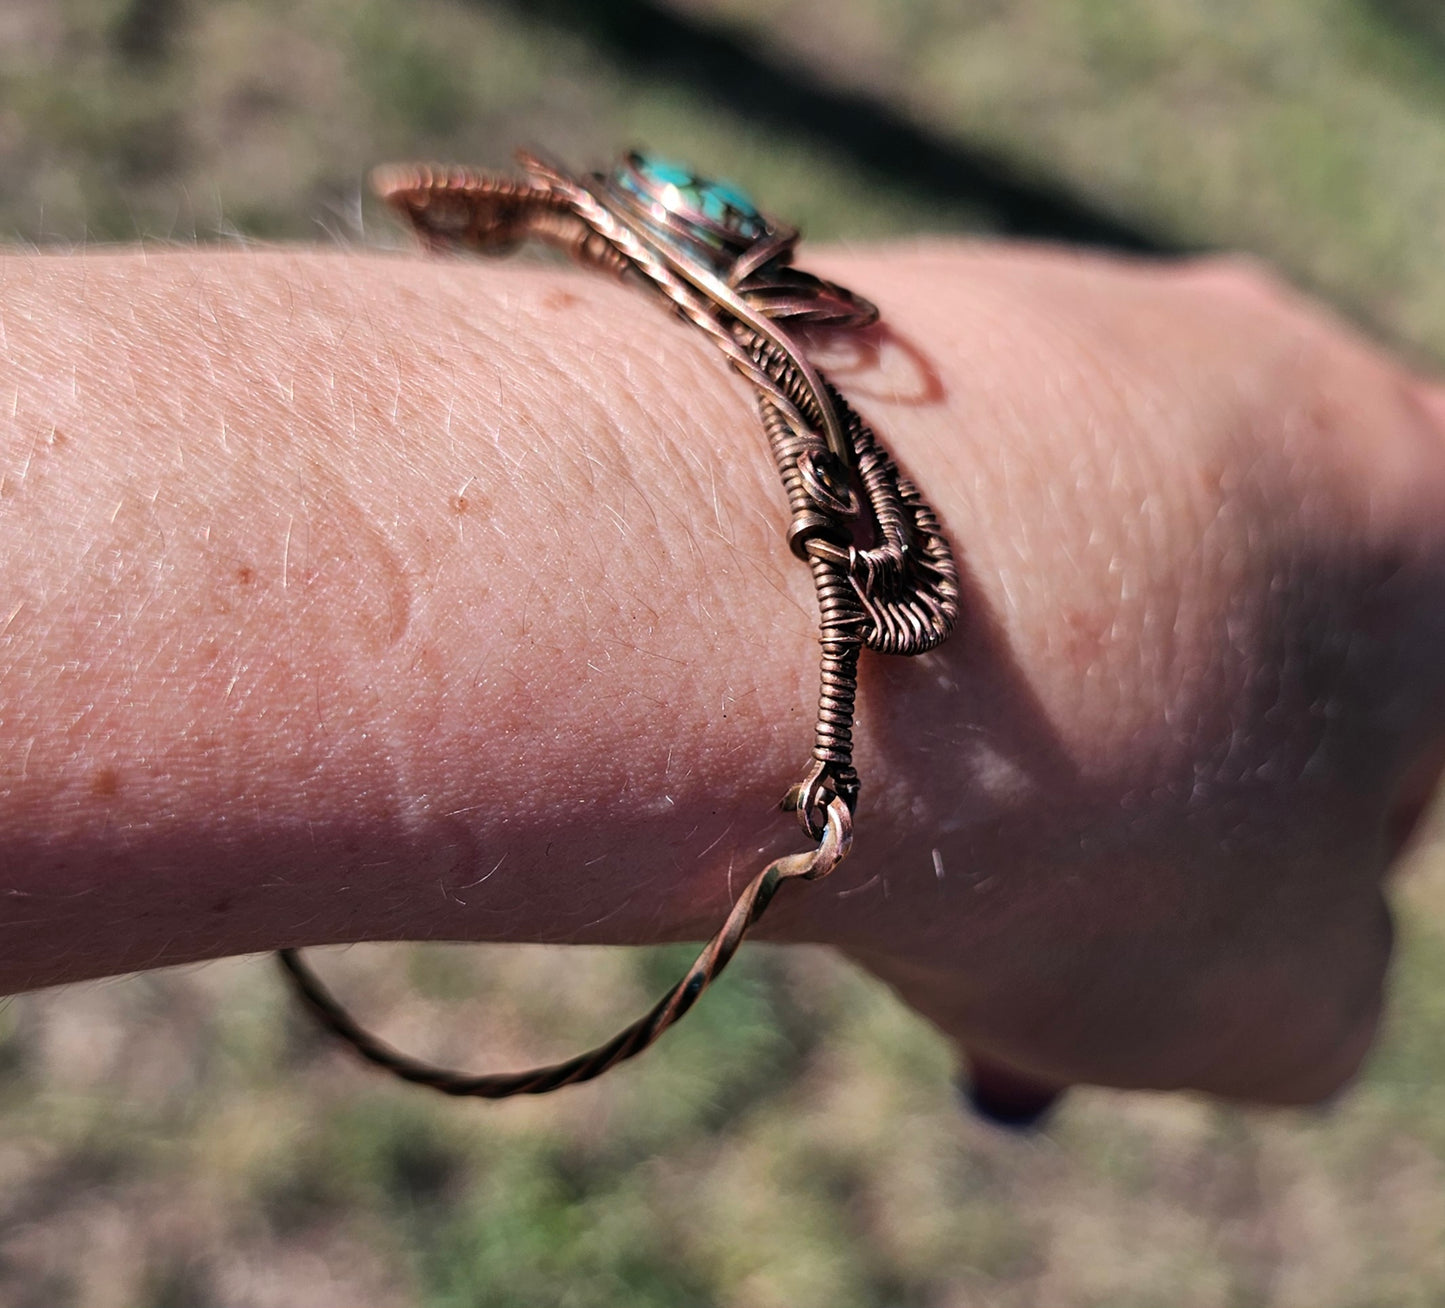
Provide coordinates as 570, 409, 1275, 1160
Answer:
1, 244, 1444, 1109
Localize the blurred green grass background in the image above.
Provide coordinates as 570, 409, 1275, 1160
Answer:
6, 1, 1445, 1304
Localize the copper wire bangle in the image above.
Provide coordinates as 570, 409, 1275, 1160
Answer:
277, 151, 960, 1098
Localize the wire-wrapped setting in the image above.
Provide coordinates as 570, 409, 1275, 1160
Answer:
277, 150, 960, 1098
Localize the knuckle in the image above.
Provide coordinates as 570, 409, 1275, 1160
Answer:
1222, 893, 1393, 1106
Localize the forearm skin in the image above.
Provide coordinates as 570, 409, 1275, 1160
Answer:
3, 246, 999, 989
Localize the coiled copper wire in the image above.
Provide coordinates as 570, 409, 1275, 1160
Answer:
279, 152, 959, 1098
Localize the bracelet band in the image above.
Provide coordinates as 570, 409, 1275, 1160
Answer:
277, 150, 960, 1098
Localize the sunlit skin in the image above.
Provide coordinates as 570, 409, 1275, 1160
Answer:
2, 244, 1443, 1110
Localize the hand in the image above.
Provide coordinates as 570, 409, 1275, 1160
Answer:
763, 246, 1445, 1110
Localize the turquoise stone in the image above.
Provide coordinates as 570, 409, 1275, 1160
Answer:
636, 155, 694, 190
702, 178, 757, 220
619, 154, 766, 243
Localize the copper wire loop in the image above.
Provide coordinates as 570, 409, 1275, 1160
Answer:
281, 153, 960, 1098
276, 797, 851, 1097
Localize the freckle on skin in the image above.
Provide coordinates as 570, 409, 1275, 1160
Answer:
449, 494, 469, 515
91, 767, 120, 798
236, 565, 255, 585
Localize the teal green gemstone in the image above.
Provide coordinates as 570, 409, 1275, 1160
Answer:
636, 155, 695, 190
705, 178, 757, 215
623, 153, 765, 241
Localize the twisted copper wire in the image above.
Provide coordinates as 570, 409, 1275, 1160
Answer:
276, 154, 959, 1099
277, 798, 849, 1097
